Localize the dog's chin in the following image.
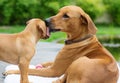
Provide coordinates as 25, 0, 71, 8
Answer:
45, 22, 61, 32
49, 28, 61, 32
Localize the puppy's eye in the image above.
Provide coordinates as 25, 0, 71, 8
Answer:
63, 14, 69, 18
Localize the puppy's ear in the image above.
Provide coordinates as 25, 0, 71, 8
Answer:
37, 23, 46, 37
81, 14, 97, 35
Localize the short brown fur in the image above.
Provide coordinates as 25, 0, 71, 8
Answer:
2, 19, 48, 83
5, 6, 119, 83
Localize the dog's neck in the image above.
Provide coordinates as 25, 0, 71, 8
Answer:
22, 25, 41, 44
65, 34, 93, 45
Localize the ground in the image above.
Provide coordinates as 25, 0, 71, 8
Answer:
0, 42, 63, 83
0, 42, 119, 83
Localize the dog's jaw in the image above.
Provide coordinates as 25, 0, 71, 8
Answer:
49, 28, 61, 32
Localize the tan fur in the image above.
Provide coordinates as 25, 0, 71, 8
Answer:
6, 6, 119, 83
1, 19, 48, 83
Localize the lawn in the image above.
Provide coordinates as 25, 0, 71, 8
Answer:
0, 25, 120, 61
97, 25, 120, 36
0, 25, 119, 42
0, 25, 120, 44
0, 26, 25, 33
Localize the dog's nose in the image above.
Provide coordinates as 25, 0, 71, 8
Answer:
44, 18, 51, 26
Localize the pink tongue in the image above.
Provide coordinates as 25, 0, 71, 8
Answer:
46, 27, 50, 37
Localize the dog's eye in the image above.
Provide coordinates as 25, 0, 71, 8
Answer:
63, 14, 69, 18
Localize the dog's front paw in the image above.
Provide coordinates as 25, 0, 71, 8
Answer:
2, 70, 19, 76
2, 71, 9, 76
2, 71, 12, 76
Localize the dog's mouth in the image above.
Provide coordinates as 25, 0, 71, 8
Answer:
45, 20, 61, 33
42, 27, 61, 39
49, 28, 61, 32
46, 24, 61, 33
43, 27, 60, 39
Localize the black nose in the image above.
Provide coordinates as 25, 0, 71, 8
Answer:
44, 18, 51, 26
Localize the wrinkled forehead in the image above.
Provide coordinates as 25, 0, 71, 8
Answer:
59, 6, 85, 17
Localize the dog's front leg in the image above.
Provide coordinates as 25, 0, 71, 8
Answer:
41, 62, 53, 68
19, 57, 30, 83
28, 66, 63, 77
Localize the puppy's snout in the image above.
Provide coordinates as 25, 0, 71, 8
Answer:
45, 18, 51, 27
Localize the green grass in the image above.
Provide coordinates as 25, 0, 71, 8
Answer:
0, 25, 120, 61
0, 25, 120, 42
106, 47, 120, 61
97, 25, 120, 36
0, 25, 66, 42
0, 26, 25, 33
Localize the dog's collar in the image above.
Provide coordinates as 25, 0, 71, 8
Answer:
65, 35, 93, 45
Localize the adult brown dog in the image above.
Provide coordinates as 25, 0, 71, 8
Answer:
2, 19, 49, 83
5, 6, 119, 83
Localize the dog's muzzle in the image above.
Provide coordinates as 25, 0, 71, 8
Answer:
45, 18, 60, 32
45, 18, 51, 27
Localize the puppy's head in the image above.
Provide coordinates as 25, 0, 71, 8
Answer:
45, 5, 97, 35
27, 19, 50, 39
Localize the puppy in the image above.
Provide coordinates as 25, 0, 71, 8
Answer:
1, 19, 49, 83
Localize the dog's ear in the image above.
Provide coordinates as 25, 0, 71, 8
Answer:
81, 14, 97, 35
37, 23, 46, 37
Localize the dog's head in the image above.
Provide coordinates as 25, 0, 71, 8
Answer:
45, 5, 97, 36
27, 19, 50, 39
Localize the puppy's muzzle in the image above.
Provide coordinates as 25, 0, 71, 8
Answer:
45, 18, 60, 32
